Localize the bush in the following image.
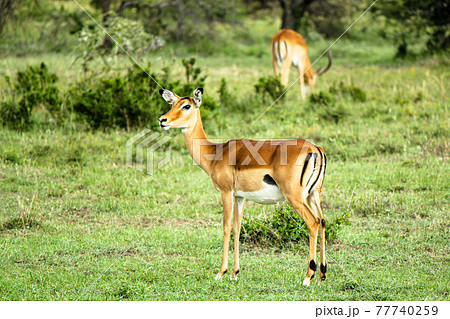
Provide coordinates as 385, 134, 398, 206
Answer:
75, 15, 164, 74
254, 75, 285, 101
240, 203, 350, 246
68, 66, 163, 130
309, 90, 335, 106
329, 82, 367, 102
68, 58, 217, 130
0, 63, 63, 129
0, 100, 32, 130
309, 82, 367, 124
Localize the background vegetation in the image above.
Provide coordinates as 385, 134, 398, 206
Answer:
0, 0, 448, 300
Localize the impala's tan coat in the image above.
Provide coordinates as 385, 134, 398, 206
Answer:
159, 88, 327, 285
271, 29, 332, 99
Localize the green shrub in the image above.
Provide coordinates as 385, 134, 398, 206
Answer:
240, 203, 350, 246
68, 59, 216, 130
254, 75, 285, 101
329, 82, 367, 102
75, 15, 164, 74
309, 90, 336, 106
321, 104, 350, 124
217, 77, 244, 112
68, 66, 163, 130
0, 63, 63, 129
0, 100, 32, 130
309, 90, 349, 123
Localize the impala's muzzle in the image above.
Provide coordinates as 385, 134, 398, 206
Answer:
159, 117, 171, 130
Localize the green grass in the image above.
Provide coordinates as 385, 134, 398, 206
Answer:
0, 17, 449, 300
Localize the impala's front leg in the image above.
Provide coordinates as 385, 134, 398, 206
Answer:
231, 197, 245, 280
215, 191, 233, 280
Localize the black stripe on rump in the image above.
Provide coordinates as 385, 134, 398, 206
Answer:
300, 153, 313, 186
309, 148, 324, 195
303, 153, 318, 193
278, 41, 283, 62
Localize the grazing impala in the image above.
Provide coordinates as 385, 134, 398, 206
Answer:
158, 88, 327, 286
271, 29, 332, 99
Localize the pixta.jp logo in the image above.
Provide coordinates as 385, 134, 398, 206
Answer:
126, 129, 171, 175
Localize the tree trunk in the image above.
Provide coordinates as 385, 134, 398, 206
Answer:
100, 0, 113, 49
279, 0, 314, 31
0, 0, 16, 36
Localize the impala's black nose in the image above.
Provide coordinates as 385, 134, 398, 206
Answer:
159, 117, 168, 128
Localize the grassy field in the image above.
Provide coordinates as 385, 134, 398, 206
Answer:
0, 17, 449, 300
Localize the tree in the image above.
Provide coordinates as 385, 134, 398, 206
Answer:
279, 0, 313, 30
376, 0, 450, 55
0, 0, 19, 36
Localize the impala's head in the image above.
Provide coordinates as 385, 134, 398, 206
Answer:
159, 88, 203, 131
312, 48, 333, 84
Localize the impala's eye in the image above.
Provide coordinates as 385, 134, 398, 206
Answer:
183, 104, 191, 110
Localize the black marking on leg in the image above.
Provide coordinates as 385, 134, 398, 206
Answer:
223, 269, 228, 275
263, 174, 278, 186
320, 263, 327, 274
311, 273, 315, 280
235, 270, 239, 275
309, 260, 317, 272
300, 153, 313, 186
320, 274, 326, 281
321, 219, 326, 227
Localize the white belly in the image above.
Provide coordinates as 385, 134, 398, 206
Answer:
235, 185, 285, 205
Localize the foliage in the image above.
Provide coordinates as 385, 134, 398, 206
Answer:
68, 58, 215, 130
309, 90, 336, 106
329, 82, 367, 102
240, 203, 350, 246
68, 66, 161, 130
305, 0, 364, 38
75, 15, 164, 73
308, 82, 366, 124
254, 75, 285, 101
308, 91, 349, 123
0, 0, 18, 36
182, 58, 205, 84
375, 0, 450, 56
0, 63, 62, 129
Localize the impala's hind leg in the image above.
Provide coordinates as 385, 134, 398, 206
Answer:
308, 191, 327, 281
283, 191, 320, 287
231, 197, 245, 280
280, 57, 292, 86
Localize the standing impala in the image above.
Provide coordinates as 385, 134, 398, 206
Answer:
271, 29, 332, 99
159, 88, 327, 286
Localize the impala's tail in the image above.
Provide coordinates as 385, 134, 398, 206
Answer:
271, 39, 288, 67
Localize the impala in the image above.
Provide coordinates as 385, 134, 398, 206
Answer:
158, 88, 328, 286
271, 29, 332, 99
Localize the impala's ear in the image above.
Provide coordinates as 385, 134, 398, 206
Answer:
193, 88, 203, 108
159, 89, 179, 105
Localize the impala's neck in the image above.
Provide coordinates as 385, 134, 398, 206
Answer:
304, 59, 315, 84
182, 110, 217, 175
